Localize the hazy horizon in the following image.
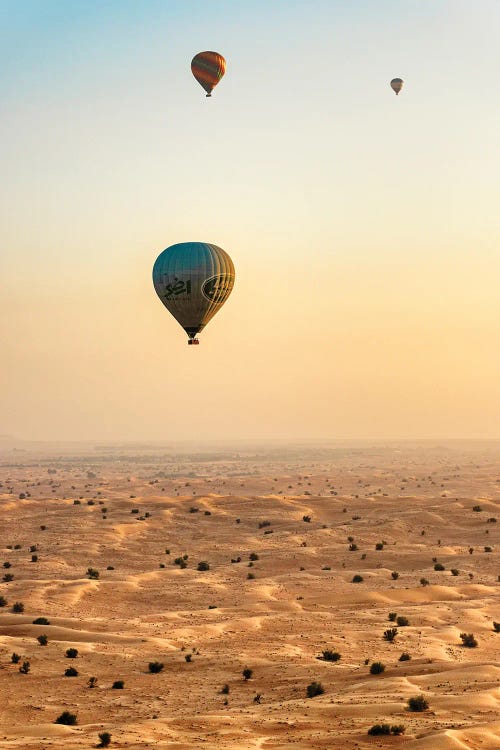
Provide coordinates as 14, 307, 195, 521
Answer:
2, 0, 499, 442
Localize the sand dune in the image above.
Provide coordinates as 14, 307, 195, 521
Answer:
0, 442, 498, 748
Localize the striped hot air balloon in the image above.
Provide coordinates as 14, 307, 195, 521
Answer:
152, 242, 235, 345
191, 51, 226, 97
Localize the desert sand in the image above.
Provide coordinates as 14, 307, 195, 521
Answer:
0, 441, 498, 749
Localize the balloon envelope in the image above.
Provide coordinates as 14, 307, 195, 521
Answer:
390, 78, 404, 95
191, 51, 226, 96
152, 242, 235, 342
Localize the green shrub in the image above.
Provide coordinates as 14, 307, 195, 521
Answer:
55, 711, 77, 725
460, 632, 478, 648
368, 724, 391, 735
383, 628, 397, 642
148, 661, 164, 673
306, 681, 325, 698
320, 650, 341, 662
408, 694, 428, 711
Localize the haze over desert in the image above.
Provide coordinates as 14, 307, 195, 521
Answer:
1, 441, 498, 749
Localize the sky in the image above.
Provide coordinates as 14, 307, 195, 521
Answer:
1, 0, 499, 442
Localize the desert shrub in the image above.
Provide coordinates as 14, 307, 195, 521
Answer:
368, 724, 391, 735
11, 652, 21, 663
303, 515, 311, 523
33, 617, 50, 625
388, 612, 397, 622
306, 681, 324, 698
88, 676, 98, 688
484, 546, 492, 552
487, 517, 497, 523
98, 732, 112, 747
40, 525, 46, 530
87, 499, 95, 506
12, 602, 24, 613
66, 648, 78, 658
391, 724, 405, 735
249, 552, 259, 561
37, 634, 48, 646
434, 563, 445, 571
370, 661, 385, 675
407, 694, 428, 711
320, 650, 341, 662
242, 668, 253, 680
375, 542, 384, 551
391, 571, 399, 580
197, 561, 210, 571
86, 567, 99, 579
493, 622, 500, 633
469, 547, 474, 554
247, 572, 255, 579
107, 565, 114, 570
3, 562, 11, 568
472, 505, 482, 512
3, 573, 14, 582
73, 499, 81, 504
451, 568, 459, 576
0, 596, 7, 607
112, 680, 124, 689
420, 577, 429, 586
148, 661, 164, 673
185, 653, 192, 662
352, 574, 363, 583
383, 628, 397, 642
396, 616, 409, 627
460, 633, 478, 648
31, 554, 38, 562
263, 529, 273, 535
189, 506, 199, 513
65, 667, 79, 676
348, 543, 358, 551
19, 660, 30, 673
253, 693, 262, 703
221, 684, 230, 694
174, 557, 184, 566
258, 520, 271, 529
399, 652, 411, 661
55, 711, 77, 725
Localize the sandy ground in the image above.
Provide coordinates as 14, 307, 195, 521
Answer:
0, 441, 498, 749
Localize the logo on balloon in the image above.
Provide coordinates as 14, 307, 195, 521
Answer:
202, 274, 232, 303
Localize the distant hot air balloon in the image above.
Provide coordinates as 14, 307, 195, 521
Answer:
191, 51, 226, 97
153, 242, 235, 345
390, 78, 404, 95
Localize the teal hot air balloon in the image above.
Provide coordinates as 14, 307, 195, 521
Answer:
152, 242, 235, 345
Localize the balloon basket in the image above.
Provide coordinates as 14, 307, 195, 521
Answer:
188, 339, 200, 346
